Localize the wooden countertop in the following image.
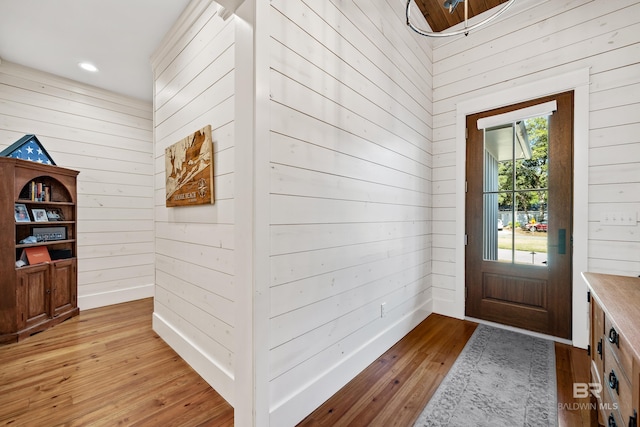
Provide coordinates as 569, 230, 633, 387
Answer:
582, 272, 640, 362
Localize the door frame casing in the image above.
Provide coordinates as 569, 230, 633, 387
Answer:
442, 68, 590, 349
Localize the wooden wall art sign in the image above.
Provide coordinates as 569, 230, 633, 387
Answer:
165, 125, 214, 207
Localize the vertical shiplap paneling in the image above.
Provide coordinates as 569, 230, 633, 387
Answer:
0, 61, 155, 309
150, 1, 236, 404
431, 0, 640, 310
267, 0, 433, 424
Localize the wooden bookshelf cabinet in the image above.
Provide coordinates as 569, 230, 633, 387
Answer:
0, 157, 79, 344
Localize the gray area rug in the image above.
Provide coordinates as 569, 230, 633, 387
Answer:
413, 324, 557, 427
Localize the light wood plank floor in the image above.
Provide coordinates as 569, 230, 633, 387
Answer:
0, 298, 233, 426
0, 299, 594, 426
300, 314, 596, 427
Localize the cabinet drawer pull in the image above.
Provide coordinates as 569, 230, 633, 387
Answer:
608, 327, 619, 347
608, 370, 619, 395
608, 413, 617, 427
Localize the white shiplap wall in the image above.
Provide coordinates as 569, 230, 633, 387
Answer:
0, 61, 155, 309
150, 1, 236, 405
267, 0, 433, 424
431, 0, 640, 339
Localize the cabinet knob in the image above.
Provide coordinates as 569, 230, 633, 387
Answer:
608, 370, 619, 395
608, 327, 619, 347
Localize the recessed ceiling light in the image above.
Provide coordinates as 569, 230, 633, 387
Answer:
78, 62, 98, 72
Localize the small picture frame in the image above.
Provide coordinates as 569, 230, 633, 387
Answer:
32, 226, 66, 242
32, 208, 49, 222
46, 208, 65, 221
14, 203, 30, 222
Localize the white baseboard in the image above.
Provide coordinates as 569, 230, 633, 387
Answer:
432, 295, 464, 320
152, 312, 234, 406
78, 283, 155, 310
269, 298, 432, 427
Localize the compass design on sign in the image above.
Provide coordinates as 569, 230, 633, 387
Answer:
198, 178, 208, 198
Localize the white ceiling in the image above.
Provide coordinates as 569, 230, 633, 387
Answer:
0, 0, 192, 102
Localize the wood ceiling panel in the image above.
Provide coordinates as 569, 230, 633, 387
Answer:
413, 0, 509, 33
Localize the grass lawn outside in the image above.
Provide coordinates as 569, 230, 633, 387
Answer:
498, 228, 548, 253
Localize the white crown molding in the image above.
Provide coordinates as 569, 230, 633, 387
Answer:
150, 0, 217, 70
217, 0, 245, 20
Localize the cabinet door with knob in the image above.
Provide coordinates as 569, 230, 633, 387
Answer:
51, 259, 77, 317
14, 260, 78, 340
590, 295, 604, 384
589, 293, 605, 425
16, 263, 51, 331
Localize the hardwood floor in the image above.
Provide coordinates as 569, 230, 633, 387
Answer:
0, 299, 595, 426
299, 315, 596, 427
298, 314, 478, 427
0, 298, 233, 427
555, 343, 597, 427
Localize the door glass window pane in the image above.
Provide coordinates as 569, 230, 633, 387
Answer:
514, 191, 548, 266
483, 116, 550, 266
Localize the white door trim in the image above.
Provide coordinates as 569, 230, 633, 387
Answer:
452, 68, 590, 348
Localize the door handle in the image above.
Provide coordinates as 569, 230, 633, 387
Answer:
558, 228, 566, 254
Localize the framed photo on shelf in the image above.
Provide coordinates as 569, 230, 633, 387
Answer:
32, 226, 66, 242
14, 203, 30, 222
46, 208, 65, 221
32, 208, 48, 222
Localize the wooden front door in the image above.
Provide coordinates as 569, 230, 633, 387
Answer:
465, 91, 573, 339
